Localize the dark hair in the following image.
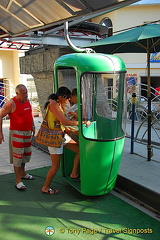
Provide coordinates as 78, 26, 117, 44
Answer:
57, 86, 71, 98
44, 93, 57, 109
71, 88, 77, 96
44, 87, 71, 109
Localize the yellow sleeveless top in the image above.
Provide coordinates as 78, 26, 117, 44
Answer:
47, 104, 65, 131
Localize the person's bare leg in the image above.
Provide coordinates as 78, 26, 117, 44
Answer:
65, 140, 80, 178
14, 165, 22, 184
20, 163, 26, 177
14, 164, 26, 190
42, 154, 60, 193
70, 152, 80, 178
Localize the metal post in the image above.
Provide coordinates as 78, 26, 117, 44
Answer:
147, 39, 152, 161
130, 92, 136, 154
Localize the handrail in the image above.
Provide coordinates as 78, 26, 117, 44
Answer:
64, 21, 95, 53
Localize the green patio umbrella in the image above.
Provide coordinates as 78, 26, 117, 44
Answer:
86, 23, 160, 161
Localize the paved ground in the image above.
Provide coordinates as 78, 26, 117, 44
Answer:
0, 118, 160, 240
1, 117, 160, 194
0, 119, 51, 176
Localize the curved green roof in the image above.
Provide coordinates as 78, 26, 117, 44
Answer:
54, 53, 126, 73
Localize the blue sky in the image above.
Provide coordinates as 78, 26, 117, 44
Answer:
133, 0, 160, 5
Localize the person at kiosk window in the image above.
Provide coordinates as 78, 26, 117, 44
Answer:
64, 88, 78, 120
62, 88, 79, 143
41, 87, 80, 195
0, 84, 35, 191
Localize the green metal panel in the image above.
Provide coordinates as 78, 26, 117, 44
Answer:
54, 53, 126, 196
79, 130, 124, 196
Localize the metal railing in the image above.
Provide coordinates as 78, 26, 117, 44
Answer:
0, 83, 41, 117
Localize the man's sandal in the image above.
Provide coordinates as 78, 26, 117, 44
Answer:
15, 182, 26, 191
21, 173, 35, 180
42, 188, 58, 195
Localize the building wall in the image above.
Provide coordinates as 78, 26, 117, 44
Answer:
19, 47, 58, 115
19, 46, 73, 116
92, 3, 160, 91
93, 4, 160, 32
1, 2, 160, 112
0, 49, 20, 88
114, 5, 159, 32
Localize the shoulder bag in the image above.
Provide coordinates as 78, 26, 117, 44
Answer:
35, 108, 63, 148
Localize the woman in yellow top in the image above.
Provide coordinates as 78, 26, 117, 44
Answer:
41, 87, 79, 194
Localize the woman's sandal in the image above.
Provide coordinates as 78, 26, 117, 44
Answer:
15, 182, 26, 191
42, 188, 58, 195
21, 173, 35, 180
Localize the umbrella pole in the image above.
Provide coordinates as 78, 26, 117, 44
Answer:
147, 39, 152, 161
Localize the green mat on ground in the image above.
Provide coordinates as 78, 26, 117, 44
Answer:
0, 167, 159, 240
